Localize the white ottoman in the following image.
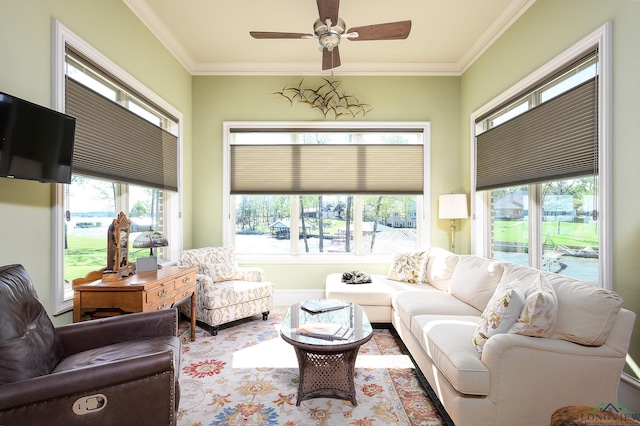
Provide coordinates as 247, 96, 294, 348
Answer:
324, 273, 422, 323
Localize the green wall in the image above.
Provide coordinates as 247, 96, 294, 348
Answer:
461, 0, 640, 379
191, 75, 463, 290
0, 0, 193, 325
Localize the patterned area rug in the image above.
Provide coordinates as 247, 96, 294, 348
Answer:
177, 312, 448, 426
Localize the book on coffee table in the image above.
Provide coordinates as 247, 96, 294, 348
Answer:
296, 322, 354, 340
300, 299, 349, 314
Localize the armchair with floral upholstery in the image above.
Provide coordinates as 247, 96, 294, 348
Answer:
177, 247, 274, 335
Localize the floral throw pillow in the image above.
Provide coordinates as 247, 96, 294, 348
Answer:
472, 280, 526, 352
508, 275, 557, 337
387, 251, 426, 284
204, 262, 241, 283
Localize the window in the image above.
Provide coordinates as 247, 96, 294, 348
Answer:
472, 24, 611, 288
223, 122, 430, 260
51, 21, 183, 314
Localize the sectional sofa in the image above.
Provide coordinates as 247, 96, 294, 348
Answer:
325, 247, 636, 425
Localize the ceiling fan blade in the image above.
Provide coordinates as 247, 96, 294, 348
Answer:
322, 46, 341, 70
250, 31, 313, 39
317, 0, 339, 26
347, 20, 412, 40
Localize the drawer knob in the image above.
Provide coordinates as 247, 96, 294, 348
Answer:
183, 291, 191, 297
183, 276, 192, 283
157, 303, 168, 310
158, 289, 167, 297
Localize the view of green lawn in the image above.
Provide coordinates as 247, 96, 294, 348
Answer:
65, 234, 148, 282
493, 219, 599, 248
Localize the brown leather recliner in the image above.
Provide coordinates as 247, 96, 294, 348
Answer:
0, 264, 181, 426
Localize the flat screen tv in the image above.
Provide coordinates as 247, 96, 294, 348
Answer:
0, 92, 76, 184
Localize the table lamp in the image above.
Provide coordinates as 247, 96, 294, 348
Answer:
438, 194, 468, 253
133, 230, 168, 272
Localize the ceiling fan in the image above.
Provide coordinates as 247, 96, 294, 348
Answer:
249, 0, 412, 70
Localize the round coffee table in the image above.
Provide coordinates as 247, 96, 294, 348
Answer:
280, 300, 373, 406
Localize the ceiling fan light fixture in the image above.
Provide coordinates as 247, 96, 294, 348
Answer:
249, 0, 411, 70
314, 17, 345, 50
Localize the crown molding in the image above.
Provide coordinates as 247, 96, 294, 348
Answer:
125, 0, 537, 77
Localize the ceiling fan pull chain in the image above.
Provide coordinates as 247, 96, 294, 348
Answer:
331, 49, 333, 77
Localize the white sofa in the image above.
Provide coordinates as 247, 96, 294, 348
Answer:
325, 248, 636, 426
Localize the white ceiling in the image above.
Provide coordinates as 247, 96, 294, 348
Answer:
123, 0, 536, 76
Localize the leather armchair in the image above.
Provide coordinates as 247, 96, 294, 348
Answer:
0, 264, 181, 426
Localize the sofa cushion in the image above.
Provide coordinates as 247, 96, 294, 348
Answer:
393, 289, 481, 331
53, 336, 181, 374
387, 250, 426, 283
420, 247, 458, 291
204, 262, 241, 282
412, 315, 490, 396
473, 280, 526, 352
449, 255, 505, 312
543, 272, 623, 346
199, 280, 274, 310
508, 275, 557, 337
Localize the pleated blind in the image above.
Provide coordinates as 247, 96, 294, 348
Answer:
475, 77, 597, 191
66, 77, 178, 191
231, 143, 423, 194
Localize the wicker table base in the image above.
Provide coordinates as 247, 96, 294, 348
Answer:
293, 345, 361, 406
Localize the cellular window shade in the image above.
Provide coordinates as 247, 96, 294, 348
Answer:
231, 144, 423, 194
65, 77, 178, 191
476, 77, 597, 191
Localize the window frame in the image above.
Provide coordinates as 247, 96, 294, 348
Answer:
222, 121, 431, 264
51, 20, 184, 314
470, 22, 612, 289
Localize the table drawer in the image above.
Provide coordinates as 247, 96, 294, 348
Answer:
174, 272, 196, 292
146, 280, 175, 306
173, 272, 196, 304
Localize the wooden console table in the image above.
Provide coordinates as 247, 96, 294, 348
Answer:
73, 265, 198, 341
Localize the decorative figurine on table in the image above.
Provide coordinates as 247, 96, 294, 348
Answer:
104, 212, 135, 280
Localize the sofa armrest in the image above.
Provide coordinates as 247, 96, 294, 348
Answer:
56, 309, 178, 356
481, 333, 625, 411
236, 267, 265, 282
0, 351, 175, 423
483, 333, 625, 362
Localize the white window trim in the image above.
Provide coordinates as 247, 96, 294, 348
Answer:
50, 20, 184, 314
469, 22, 612, 289
222, 121, 431, 264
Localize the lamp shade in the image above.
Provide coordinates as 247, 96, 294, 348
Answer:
439, 194, 468, 219
133, 230, 168, 250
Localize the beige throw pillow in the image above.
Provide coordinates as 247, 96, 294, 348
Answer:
387, 251, 426, 284
508, 275, 557, 337
472, 280, 526, 352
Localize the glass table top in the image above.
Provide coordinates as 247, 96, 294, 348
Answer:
280, 300, 373, 346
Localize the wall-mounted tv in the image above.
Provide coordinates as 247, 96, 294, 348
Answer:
0, 92, 76, 184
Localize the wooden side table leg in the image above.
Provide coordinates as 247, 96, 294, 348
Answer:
190, 291, 196, 341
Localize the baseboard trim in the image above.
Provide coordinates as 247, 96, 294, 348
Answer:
621, 372, 640, 390
618, 373, 640, 412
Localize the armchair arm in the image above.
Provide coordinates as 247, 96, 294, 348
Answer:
0, 351, 174, 410
0, 351, 175, 425
57, 309, 178, 357
236, 267, 265, 282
